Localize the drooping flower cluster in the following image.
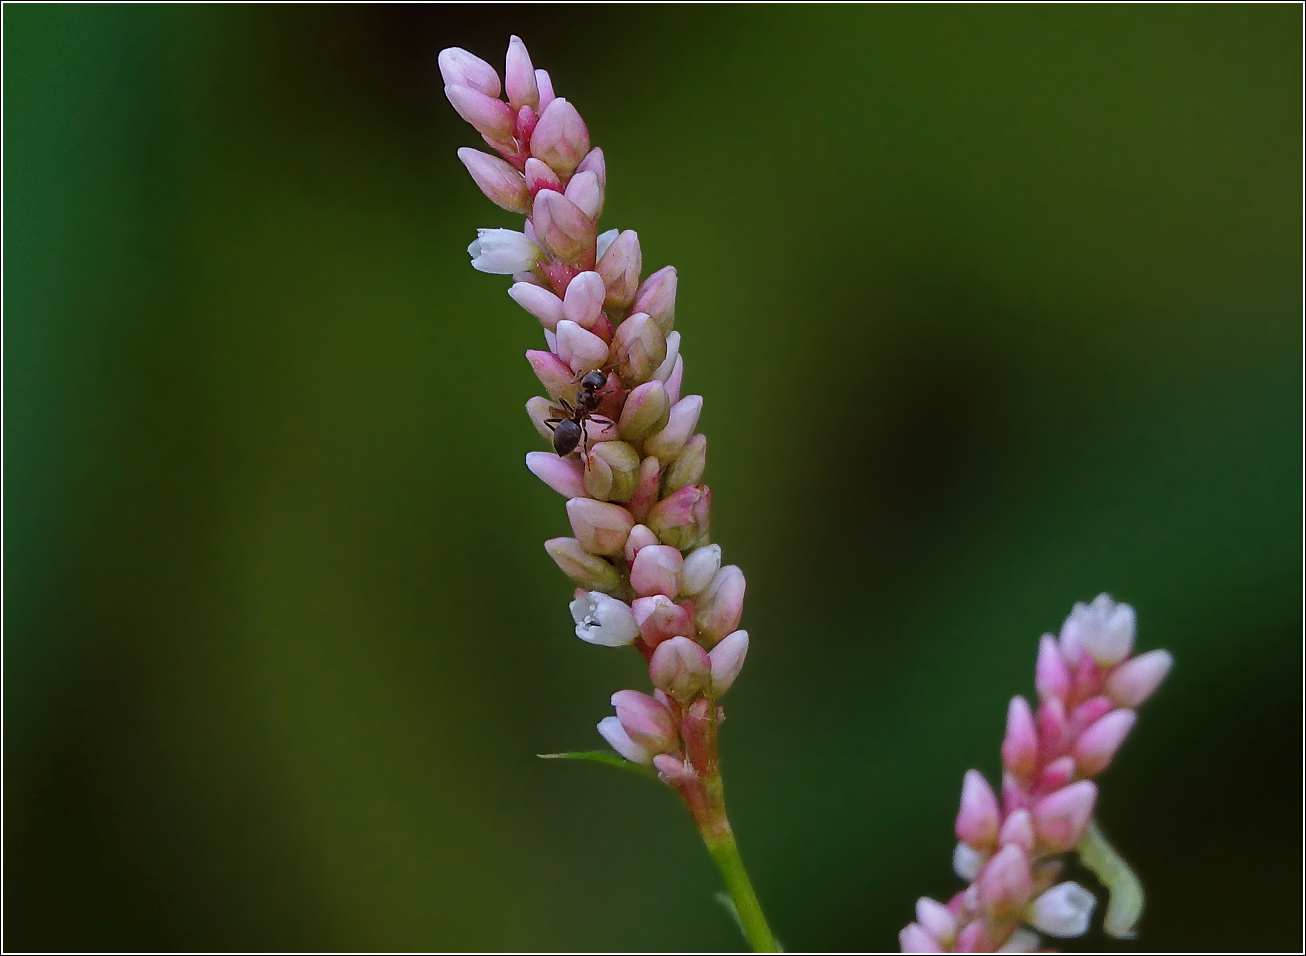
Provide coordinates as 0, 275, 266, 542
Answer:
441, 38, 749, 815
900, 595, 1174, 953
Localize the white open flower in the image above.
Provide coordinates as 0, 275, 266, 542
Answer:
570, 591, 639, 647
467, 228, 540, 274
596, 716, 651, 764
1060, 593, 1135, 666
1024, 881, 1096, 937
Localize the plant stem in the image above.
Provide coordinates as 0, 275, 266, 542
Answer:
697, 767, 778, 953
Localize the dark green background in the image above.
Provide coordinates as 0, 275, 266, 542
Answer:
5, 5, 1300, 952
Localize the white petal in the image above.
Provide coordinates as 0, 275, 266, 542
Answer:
596, 228, 619, 260
597, 716, 651, 764
1025, 882, 1096, 938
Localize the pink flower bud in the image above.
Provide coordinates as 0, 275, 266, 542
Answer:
652, 752, 692, 782
596, 230, 641, 310
1034, 756, 1076, 795
645, 395, 703, 462
526, 396, 556, 442
999, 809, 1035, 855
612, 312, 668, 386
577, 147, 606, 189
623, 524, 659, 564
510, 283, 565, 331
525, 349, 573, 398
1105, 648, 1173, 708
899, 923, 944, 953
1002, 772, 1031, 815
1035, 697, 1067, 758
630, 544, 684, 597
611, 689, 679, 754
1024, 882, 1096, 938
543, 537, 621, 592
595, 228, 618, 260
1032, 780, 1097, 852
562, 271, 605, 329
564, 169, 604, 220
526, 451, 586, 498
632, 594, 693, 648
681, 545, 722, 596
625, 456, 663, 524
597, 715, 651, 764
530, 97, 590, 178
692, 563, 743, 645
504, 35, 538, 110
438, 47, 501, 97
953, 842, 989, 882
444, 84, 515, 142
618, 380, 671, 441
1072, 709, 1137, 776
566, 498, 634, 556
532, 189, 595, 265
652, 331, 680, 384
570, 591, 639, 647
977, 844, 1032, 918
955, 770, 1001, 850
954, 920, 991, 953
555, 320, 609, 375
583, 440, 641, 502
1068, 695, 1114, 739
915, 898, 956, 946
632, 265, 677, 334
1061, 594, 1136, 667
534, 68, 555, 111
649, 636, 711, 700
457, 148, 530, 214
664, 354, 685, 405
1035, 635, 1072, 702
708, 629, 749, 696
663, 434, 707, 495
468, 228, 541, 274
1001, 696, 1038, 780
524, 157, 561, 197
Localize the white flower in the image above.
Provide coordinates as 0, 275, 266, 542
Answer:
1024, 881, 1096, 937
1060, 593, 1135, 666
569, 591, 639, 647
597, 715, 651, 764
467, 228, 540, 274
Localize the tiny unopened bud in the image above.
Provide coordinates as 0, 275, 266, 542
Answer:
956, 769, 1001, 850
468, 228, 541, 274
1032, 780, 1097, 852
1072, 709, 1137, 776
511, 283, 565, 330
525, 349, 573, 399
526, 396, 556, 442
570, 591, 639, 647
577, 147, 606, 190
524, 156, 561, 196
534, 68, 555, 111
612, 312, 668, 386
611, 689, 678, 754
618, 380, 671, 442
652, 331, 680, 384
899, 923, 943, 954
1105, 648, 1173, 708
595, 227, 619, 261
457, 148, 530, 214
438, 47, 501, 97
584, 441, 641, 502
1036, 696, 1067, 751
1035, 634, 1072, 702
632, 594, 693, 648
1002, 772, 1032, 816
555, 320, 609, 375
649, 636, 711, 701
566, 498, 634, 556
695, 563, 744, 644
1024, 882, 1096, 938
663, 434, 707, 495
532, 189, 595, 264
649, 483, 712, 552
645, 395, 703, 462
544, 537, 621, 592
445, 84, 515, 142
999, 809, 1035, 855
680, 545, 722, 596
596, 230, 641, 310
978, 844, 1033, 918
953, 842, 989, 882
632, 265, 677, 334
625, 456, 663, 524
630, 544, 684, 597
564, 169, 604, 220
530, 97, 590, 178
526, 451, 586, 498
1034, 756, 1076, 794
597, 715, 651, 764
623, 524, 659, 563
915, 898, 956, 946
1001, 696, 1038, 779
708, 629, 748, 696
664, 354, 684, 406
504, 35, 538, 110
562, 271, 605, 329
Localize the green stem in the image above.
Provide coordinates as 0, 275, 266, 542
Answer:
1076, 820, 1144, 939
703, 828, 778, 952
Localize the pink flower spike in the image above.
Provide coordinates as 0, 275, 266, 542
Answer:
630, 544, 684, 597
457, 148, 530, 214
1061, 594, 1136, 667
524, 157, 562, 196
444, 84, 515, 142
1106, 648, 1174, 708
977, 844, 1033, 918
1072, 708, 1138, 776
631, 594, 693, 648
632, 265, 678, 334
504, 35, 538, 110
1031, 780, 1097, 852
623, 523, 660, 563
681, 544, 722, 596
597, 230, 642, 310
645, 395, 704, 461
570, 591, 639, 647
511, 284, 565, 331
543, 537, 621, 592
955, 769, 1001, 850
611, 689, 678, 754
999, 809, 1035, 855
555, 320, 609, 374
649, 636, 711, 701
899, 923, 944, 954
562, 271, 605, 329
532, 189, 595, 265
694, 563, 744, 645
1001, 696, 1038, 780
664, 354, 685, 405
1033, 756, 1076, 795
534, 68, 555, 111
525, 349, 573, 399
566, 498, 634, 556
564, 169, 604, 220
526, 452, 586, 498
530, 97, 590, 178
708, 629, 749, 696
612, 312, 669, 386
1035, 635, 1072, 702
1024, 882, 1096, 938
438, 47, 501, 97
618, 380, 671, 442
915, 898, 957, 945
597, 715, 651, 764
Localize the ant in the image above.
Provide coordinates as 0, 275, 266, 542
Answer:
545, 369, 612, 456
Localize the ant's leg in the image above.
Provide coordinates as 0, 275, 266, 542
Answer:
544, 419, 561, 432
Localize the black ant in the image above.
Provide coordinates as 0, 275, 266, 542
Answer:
545, 369, 612, 456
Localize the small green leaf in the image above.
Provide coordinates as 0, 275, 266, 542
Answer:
715, 892, 745, 938
1076, 821, 1144, 939
537, 750, 656, 779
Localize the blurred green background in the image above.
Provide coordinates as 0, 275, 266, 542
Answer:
5, 5, 1300, 952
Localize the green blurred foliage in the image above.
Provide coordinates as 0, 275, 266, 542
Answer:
5, 5, 1300, 951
